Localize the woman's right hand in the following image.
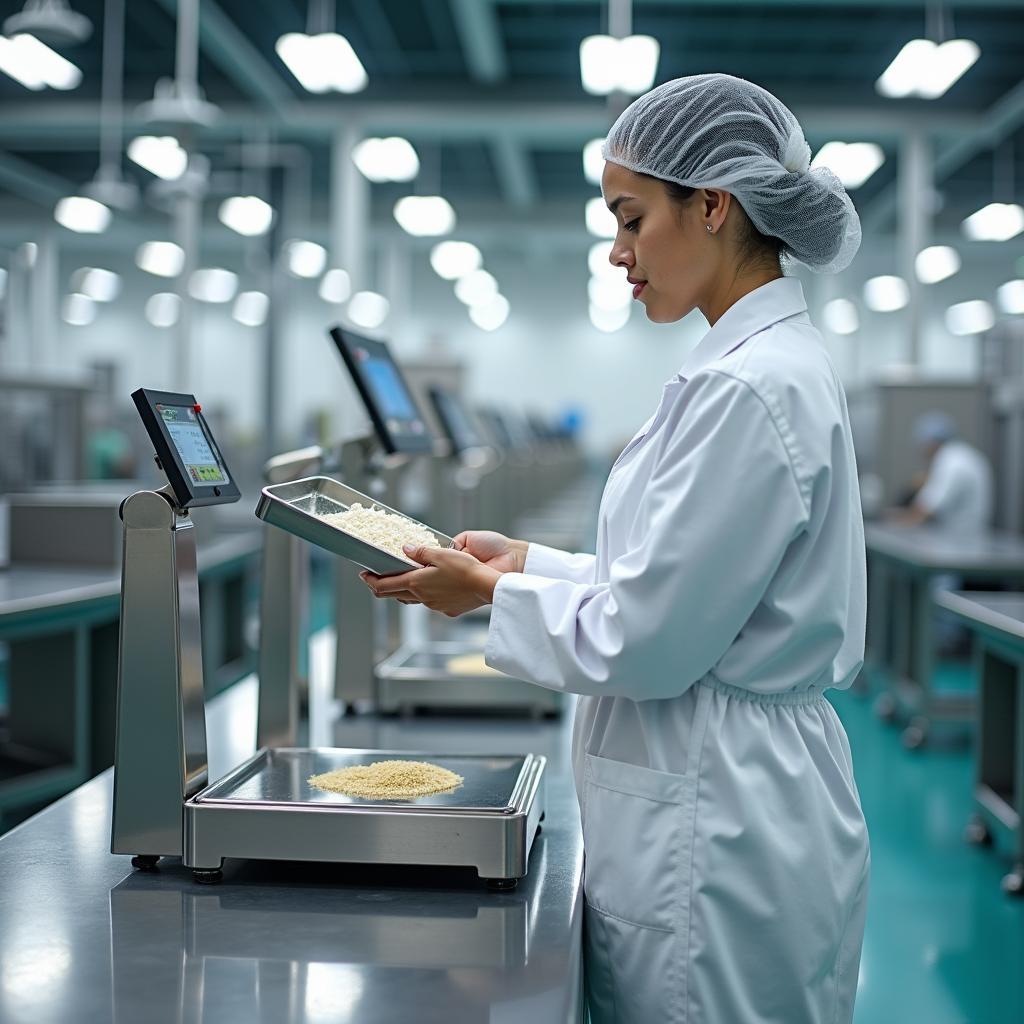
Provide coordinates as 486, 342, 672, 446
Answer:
451, 531, 529, 575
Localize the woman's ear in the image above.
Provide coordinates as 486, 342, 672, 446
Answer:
702, 189, 731, 231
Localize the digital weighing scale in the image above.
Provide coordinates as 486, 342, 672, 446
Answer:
111, 388, 545, 888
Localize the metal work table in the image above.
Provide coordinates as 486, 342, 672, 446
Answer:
934, 591, 1024, 895
863, 524, 1024, 748
0, 530, 261, 823
0, 677, 585, 1024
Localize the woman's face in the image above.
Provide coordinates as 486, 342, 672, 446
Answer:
602, 162, 723, 324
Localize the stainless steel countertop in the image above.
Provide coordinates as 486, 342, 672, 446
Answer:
864, 523, 1024, 573
0, 529, 261, 624
934, 590, 1024, 644
0, 675, 585, 1024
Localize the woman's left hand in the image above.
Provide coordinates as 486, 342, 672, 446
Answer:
359, 545, 501, 617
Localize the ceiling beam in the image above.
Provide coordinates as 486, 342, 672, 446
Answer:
0, 151, 73, 206
0, 101, 975, 145
449, 0, 507, 83
150, 0, 293, 117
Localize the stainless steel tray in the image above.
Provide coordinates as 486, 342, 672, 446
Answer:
255, 475, 454, 576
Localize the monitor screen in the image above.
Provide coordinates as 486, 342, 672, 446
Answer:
159, 404, 230, 485
429, 387, 486, 454
329, 328, 433, 455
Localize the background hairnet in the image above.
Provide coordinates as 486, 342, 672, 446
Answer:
602, 74, 861, 274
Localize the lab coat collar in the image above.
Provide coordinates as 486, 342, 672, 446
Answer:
677, 277, 807, 381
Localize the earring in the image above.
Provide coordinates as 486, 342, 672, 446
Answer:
706, 224, 713, 234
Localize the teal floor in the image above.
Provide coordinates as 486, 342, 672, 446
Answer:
831, 684, 1024, 1024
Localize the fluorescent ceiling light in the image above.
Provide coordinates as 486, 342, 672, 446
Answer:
233, 291, 269, 327
393, 195, 456, 237
0, 34, 81, 90
469, 294, 510, 332
145, 292, 180, 328
136, 241, 184, 277
275, 32, 367, 93
218, 195, 274, 237
914, 245, 961, 284
876, 38, 979, 99
945, 299, 994, 336
454, 270, 498, 307
588, 275, 631, 311
961, 202, 1024, 242
189, 268, 238, 303
347, 291, 389, 329
0, 267, 6, 300
588, 240, 616, 278
997, 280, 1024, 315
823, 298, 859, 335
583, 138, 605, 184
811, 142, 885, 189
54, 195, 110, 233
586, 197, 617, 238
283, 239, 327, 278
127, 135, 187, 180
589, 302, 630, 333
430, 241, 481, 280
863, 275, 909, 312
319, 268, 352, 304
61, 293, 94, 326
352, 137, 419, 182
580, 35, 659, 96
70, 267, 120, 302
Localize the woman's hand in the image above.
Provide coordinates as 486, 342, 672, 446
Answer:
359, 545, 502, 617
451, 531, 529, 575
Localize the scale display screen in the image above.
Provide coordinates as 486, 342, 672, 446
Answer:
428, 387, 486, 454
160, 405, 230, 485
132, 388, 241, 509
329, 327, 434, 455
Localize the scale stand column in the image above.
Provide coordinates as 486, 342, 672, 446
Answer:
110, 489, 210, 867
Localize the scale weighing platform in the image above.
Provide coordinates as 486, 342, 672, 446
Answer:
111, 388, 545, 888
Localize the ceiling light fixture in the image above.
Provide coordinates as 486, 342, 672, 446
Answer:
876, 38, 979, 99
914, 245, 961, 284
394, 196, 456, 237
136, 241, 184, 277
961, 202, 1024, 242
54, 195, 110, 233
811, 142, 885, 189
579, 34, 659, 96
430, 241, 481, 280
347, 291, 389, 329
127, 135, 188, 180
863, 275, 909, 312
283, 240, 328, 279
945, 299, 994, 336
275, 32, 367, 93
352, 137, 419, 182
218, 195, 274, 236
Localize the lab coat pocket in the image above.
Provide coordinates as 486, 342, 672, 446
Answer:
581, 753, 692, 932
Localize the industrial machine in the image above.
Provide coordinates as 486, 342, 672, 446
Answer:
110, 387, 545, 888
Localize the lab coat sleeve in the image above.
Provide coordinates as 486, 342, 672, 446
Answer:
484, 372, 810, 700
522, 542, 597, 585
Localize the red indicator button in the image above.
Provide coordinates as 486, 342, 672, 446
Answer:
193, 403, 202, 413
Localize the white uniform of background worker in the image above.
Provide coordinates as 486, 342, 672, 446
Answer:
908, 411, 994, 534
363, 74, 870, 1024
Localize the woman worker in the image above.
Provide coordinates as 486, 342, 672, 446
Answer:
362, 74, 870, 1024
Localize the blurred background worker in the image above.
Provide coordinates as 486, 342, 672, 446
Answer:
891, 411, 994, 534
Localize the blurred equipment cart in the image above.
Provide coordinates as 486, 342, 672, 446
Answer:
935, 591, 1024, 896
863, 524, 1024, 749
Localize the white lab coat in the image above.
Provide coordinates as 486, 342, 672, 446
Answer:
485, 278, 870, 1024
916, 439, 994, 535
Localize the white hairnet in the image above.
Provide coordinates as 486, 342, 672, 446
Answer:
602, 74, 861, 274
913, 411, 957, 448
